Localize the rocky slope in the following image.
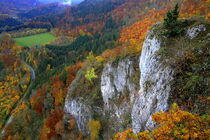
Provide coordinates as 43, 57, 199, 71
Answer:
64, 55, 140, 138
64, 19, 209, 138
132, 25, 175, 133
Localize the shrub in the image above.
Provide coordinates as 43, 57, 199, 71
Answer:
87, 120, 101, 140
164, 4, 179, 29
113, 103, 210, 140
85, 68, 98, 83
163, 4, 185, 37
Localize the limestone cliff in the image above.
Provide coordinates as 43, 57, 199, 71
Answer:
64, 19, 209, 138
132, 26, 174, 133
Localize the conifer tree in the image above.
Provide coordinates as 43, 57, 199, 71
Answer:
164, 4, 183, 36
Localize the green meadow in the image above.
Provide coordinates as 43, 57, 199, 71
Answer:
14, 32, 56, 47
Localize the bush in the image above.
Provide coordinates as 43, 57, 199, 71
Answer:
164, 4, 179, 29
87, 120, 101, 140
85, 68, 98, 83
113, 103, 210, 140
163, 4, 185, 37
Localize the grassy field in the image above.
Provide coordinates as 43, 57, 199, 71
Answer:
14, 32, 56, 47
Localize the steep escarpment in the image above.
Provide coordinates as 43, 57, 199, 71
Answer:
132, 26, 174, 133
64, 19, 209, 138
101, 56, 140, 135
64, 55, 140, 138
131, 19, 209, 134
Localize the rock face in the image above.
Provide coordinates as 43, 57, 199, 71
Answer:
132, 29, 174, 133
64, 27, 174, 136
64, 99, 91, 132
101, 56, 140, 132
101, 57, 139, 109
64, 55, 140, 136
64, 22, 209, 137
187, 24, 206, 39
64, 68, 93, 134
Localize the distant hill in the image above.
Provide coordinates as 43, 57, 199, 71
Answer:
17, 3, 64, 19
0, 15, 21, 28
0, 0, 39, 15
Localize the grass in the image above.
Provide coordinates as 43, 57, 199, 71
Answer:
14, 32, 56, 47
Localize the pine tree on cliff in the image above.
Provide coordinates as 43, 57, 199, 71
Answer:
164, 4, 183, 36
164, 4, 179, 29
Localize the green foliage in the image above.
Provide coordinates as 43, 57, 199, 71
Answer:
86, 51, 96, 65
30, 65, 64, 90
14, 33, 56, 47
3, 108, 43, 140
59, 70, 69, 84
0, 61, 4, 70
170, 37, 209, 115
156, 47, 167, 55
85, 68, 98, 83
163, 4, 185, 37
164, 4, 179, 29
122, 113, 132, 129
45, 29, 119, 70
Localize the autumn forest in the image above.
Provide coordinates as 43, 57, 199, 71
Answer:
0, 0, 209, 139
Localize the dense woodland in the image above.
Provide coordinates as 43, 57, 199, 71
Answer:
0, 0, 209, 139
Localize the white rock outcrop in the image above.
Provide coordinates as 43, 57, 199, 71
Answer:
101, 58, 138, 108
187, 24, 206, 39
101, 56, 139, 132
64, 22, 208, 136
132, 29, 174, 133
64, 99, 91, 132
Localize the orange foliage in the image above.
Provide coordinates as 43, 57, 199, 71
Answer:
152, 104, 210, 139
98, 9, 167, 62
65, 62, 84, 86
119, 9, 166, 45
110, 0, 171, 23
113, 129, 137, 140
12, 102, 27, 116
113, 104, 210, 140
68, 117, 76, 130
57, 21, 104, 37
180, 0, 208, 18
50, 76, 66, 107
72, 22, 105, 36
40, 108, 64, 140
97, 0, 208, 63
30, 86, 46, 115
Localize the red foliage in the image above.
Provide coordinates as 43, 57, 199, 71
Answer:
49, 62, 83, 107
65, 62, 84, 86
50, 76, 66, 107
98, 9, 167, 62
40, 108, 64, 140
30, 85, 46, 115
180, 0, 208, 18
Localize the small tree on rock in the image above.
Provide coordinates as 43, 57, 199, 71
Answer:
85, 68, 98, 83
164, 4, 184, 36
164, 4, 179, 28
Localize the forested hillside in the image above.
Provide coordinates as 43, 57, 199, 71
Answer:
0, 0, 209, 139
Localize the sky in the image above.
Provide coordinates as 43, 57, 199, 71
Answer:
39, 0, 84, 5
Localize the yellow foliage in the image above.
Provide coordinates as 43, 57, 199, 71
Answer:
46, 64, 51, 71
12, 102, 27, 116
113, 103, 210, 140
113, 129, 137, 140
96, 56, 105, 65
138, 131, 153, 140
87, 120, 101, 140
152, 103, 210, 139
